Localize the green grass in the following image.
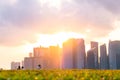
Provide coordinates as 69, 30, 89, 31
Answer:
0, 69, 120, 80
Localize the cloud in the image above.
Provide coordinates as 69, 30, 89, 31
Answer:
0, 0, 42, 27
0, 0, 119, 46
94, 0, 120, 14
74, 0, 120, 14
0, 0, 42, 46
0, 26, 37, 46
60, 0, 115, 38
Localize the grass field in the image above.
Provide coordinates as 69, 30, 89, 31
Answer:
0, 69, 120, 80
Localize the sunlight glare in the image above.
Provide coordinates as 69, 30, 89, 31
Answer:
36, 32, 85, 47
109, 21, 120, 40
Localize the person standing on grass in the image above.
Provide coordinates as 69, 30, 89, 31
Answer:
37, 64, 41, 69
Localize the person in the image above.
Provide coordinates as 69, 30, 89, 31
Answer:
17, 66, 21, 70
37, 64, 41, 69
21, 66, 24, 70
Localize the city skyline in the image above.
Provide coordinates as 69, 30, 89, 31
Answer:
1, 0, 120, 69
11, 38, 120, 70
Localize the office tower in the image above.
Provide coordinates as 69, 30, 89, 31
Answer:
24, 47, 48, 70
76, 39, 86, 69
62, 39, 75, 69
33, 47, 44, 57
24, 57, 34, 70
87, 49, 95, 69
49, 46, 61, 69
116, 53, 120, 69
91, 41, 99, 69
109, 41, 120, 69
24, 57, 50, 70
62, 38, 86, 69
24, 55, 48, 70
11, 62, 20, 70
24, 46, 61, 70
33, 57, 44, 69
100, 44, 109, 69
33, 47, 40, 57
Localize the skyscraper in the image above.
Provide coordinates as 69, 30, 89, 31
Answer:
33, 47, 40, 57
76, 39, 86, 69
49, 46, 61, 69
62, 39, 75, 69
91, 41, 99, 69
100, 44, 109, 69
87, 49, 95, 69
62, 38, 86, 69
33, 47, 46, 57
109, 40, 120, 69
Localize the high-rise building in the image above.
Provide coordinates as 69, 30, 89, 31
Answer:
49, 46, 61, 69
100, 44, 109, 69
62, 39, 75, 69
91, 41, 99, 69
109, 41, 120, 69
24, 55, 51, 70
116, 53, 120, 69
11, 62, 20, 70
33, 47, 40, 57
24, 47, 49, 70
24, 46, 61, 70
76, 39, 86, 69
62, 38, 86, 69
87, 49, 95, 69
24, 57, 34, 70
33, 47, 47, 57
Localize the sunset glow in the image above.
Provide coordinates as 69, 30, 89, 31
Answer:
35, 32, 85, 47
1, 0, 120, 69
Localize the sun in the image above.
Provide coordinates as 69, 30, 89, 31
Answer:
35, 32, 85, 47
23, 32, 85, 53
38, 0, 63, 8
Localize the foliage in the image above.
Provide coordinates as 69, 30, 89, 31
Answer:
0, 69, 120, 80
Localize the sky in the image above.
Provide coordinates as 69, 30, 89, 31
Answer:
0, 0, 120, 69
